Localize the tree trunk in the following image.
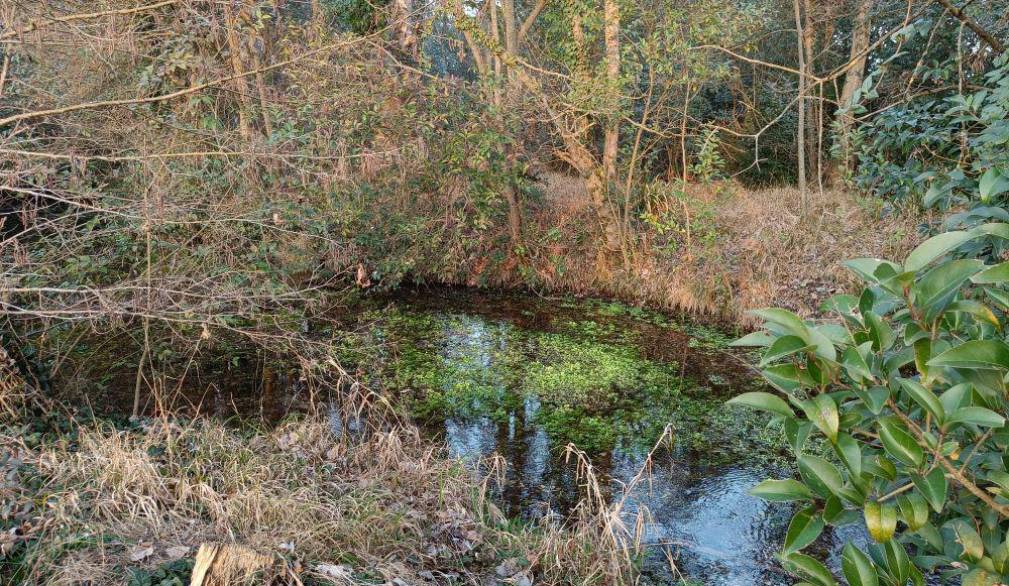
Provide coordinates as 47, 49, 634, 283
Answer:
601, 0, 620, 190
834, 0, 871, 179
793, 0, 807, 212
223, 2, 253, 141
502, 0, 517, 57
802, 0, 818, 191
391, 0, 419, 61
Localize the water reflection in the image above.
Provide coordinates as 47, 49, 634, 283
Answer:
393, 294, 859, 585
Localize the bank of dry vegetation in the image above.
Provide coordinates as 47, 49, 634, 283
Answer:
3, 387, 652, 585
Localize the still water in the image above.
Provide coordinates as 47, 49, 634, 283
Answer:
354, 289, 869, 585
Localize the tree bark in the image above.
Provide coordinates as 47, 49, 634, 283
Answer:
802, 0, 818, 190
602, 0, 620, 190
793, 0, 808, 212
835, 0, 872, 179
223, 2, 253, 141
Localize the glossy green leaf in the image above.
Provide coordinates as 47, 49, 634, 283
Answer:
972, 262, 1009, 284
833, 433, 862, 478
864, 312, 895, 352
904, 230, 975, 272
749, 479, 813, 502
898, 379, 945, 423
929, 339, 1009, 370
945, 406, 1006, 428
979, 168, 1009, 202
845, 258, 903, 284
945, 299, 1000, 327
843, 345, 874, 382
782, 553, 838, 586
761, 335, 814, 366
762, 364, 816, 393
803, 394, 839, 443
798, 455, 844, 498
784, 419, 812, 455
727, 392, 794, 419
854, 386, 889, 415
896, 493, 929, 531
949, 519, 984, 561
878, 417, 924, 468
731, 331, 776, 347
841, 543, 879, 586
913, 468, 947, 513
783, 506, 825, 555
910, 259, 984, 320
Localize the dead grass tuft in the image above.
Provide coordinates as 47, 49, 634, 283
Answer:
6, 410, 651, 585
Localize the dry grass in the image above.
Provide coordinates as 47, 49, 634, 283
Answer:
3, 408, 653, 585
718, 185, 925, 320
449, 181, 924, 325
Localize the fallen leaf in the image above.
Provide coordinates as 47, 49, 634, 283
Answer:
164, 545, 190, 559
316, 563, 353, 579
129, 543, 154, 562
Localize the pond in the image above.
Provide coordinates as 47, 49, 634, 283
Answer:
345, 288, 868, 585
60, 286, 869, 584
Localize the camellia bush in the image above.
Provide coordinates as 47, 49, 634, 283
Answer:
731, 224, 1009, 586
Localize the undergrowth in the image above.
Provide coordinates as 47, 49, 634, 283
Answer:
1, 410, 650, 585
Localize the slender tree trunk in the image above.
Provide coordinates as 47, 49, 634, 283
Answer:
311, 0, 321, 24
680, 83, 692, 182
502, 0, 517, 57
489, 0, 502, 107
835, 0, 871, 179
223, 2, 253, 141
794, 0, 808, 212
602, 0, 620, 188
250, 50, 273, 139
802, 0, 818, 189
391, 0, 419, 61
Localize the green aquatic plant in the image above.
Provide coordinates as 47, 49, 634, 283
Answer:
367, 303, 772, 454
